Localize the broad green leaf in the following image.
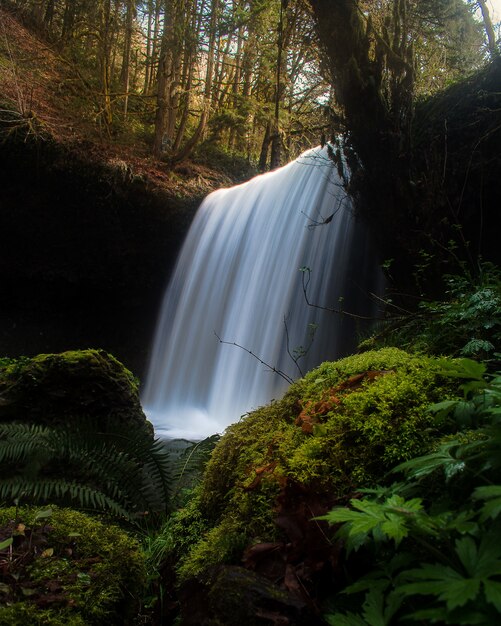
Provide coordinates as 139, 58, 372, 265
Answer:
393, 442, 463, 480
404, 607, 448, 623
318, 507, 364, 524
457, 359, 487, 380
438, 359, 486, 380
483, 579, 501, 611
345, 577, 389, 595
471, 533, 501, 578
362, 587, 387, 626
34, 507, 53, 521
473, 485, 501, 521
0, 537, 13, 550
453, 400, 476, 426
428, 399, 458, 417
380, 513, 409, 546
400, 564, 475, 610
406, 607, 486, 624
462, 380, 489, 396
455, 536, 478, 576
384, 589, 405, 623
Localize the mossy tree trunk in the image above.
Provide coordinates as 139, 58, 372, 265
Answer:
308, 0, 415, 273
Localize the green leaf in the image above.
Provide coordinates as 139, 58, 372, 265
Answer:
362, 587, 387, 626
325, 612, 367, 626
473, 485, 501, 521
393, 441, 464, 481
34, 507, 53, 521
380, 513, 408, 546
400, 564, 480, 610
483, 579, 501, 611
429, 399, 458, 415
0, 537, 13, 550
455, 537, 478, 576
0, 582, 11, 595
454, 359, 487, 380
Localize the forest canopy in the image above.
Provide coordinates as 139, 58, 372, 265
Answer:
2, 0, 498, 169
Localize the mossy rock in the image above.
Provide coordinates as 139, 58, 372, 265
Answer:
0, 349, 152, 438
170, 348, 461, 587
0, 506, 146, 625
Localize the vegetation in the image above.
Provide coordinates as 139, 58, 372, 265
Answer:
0, 421, 172, 523
155, 349, 461, 581
1, 0, 330, 167
0, 506, 147, 624
319, 359, 501, 625
1, 0, 497, 173
0, 1, 500, 623
369, 262, 501, 363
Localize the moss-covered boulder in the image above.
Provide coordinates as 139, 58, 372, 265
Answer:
164, 348, 462, 624
0, 506, 146, 625
0, 349, 151, 438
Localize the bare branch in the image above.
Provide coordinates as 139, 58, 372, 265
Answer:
300, 268, 376, 321
214, 332, 294, 384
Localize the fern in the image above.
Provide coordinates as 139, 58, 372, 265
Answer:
0, 477, 130, 519
170, 435, 220, 504
0, 421, 172, 525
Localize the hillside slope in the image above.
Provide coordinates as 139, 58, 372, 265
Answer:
0, 6, 246, 376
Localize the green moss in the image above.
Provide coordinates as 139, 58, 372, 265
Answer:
166, 349, 460, 583
177, 517, 248, 582
0, 604, 86, 626
0, 349, 151, 437
0, 506, 146, 624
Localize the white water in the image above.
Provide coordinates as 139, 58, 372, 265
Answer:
143, 147, 379, 440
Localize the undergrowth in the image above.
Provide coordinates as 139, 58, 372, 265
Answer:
319, 358, 501, 625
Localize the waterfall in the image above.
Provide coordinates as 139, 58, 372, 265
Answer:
143, 146, 380, 440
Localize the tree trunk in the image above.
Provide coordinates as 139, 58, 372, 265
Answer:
62, 0, 76, 41
170, 0, 218, 162
258, 120, 272, 171
153, 0, 180, 157
121, 0, 134, 120
98, 0, 113, 132
477, 0, 499, 58
43, 0, 55, 27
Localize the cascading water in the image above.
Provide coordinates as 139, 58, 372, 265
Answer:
143, 146, 380, 440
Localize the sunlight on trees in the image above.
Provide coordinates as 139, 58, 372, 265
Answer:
4, 0, 498, 166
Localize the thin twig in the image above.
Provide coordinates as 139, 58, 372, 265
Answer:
283, 315, 304, 379
214, 331, 294, 384
301, 268, 376, 321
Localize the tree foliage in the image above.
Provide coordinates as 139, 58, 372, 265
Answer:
3, 0, 330, 167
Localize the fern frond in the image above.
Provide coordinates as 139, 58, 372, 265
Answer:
0, 421, 173, 523
0, 477, 131, 520
173, 435, 219, 483
0, 423, 53, 464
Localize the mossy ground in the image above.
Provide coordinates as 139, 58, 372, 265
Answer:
168, 348, 461, 584
0, 506, 146, 625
